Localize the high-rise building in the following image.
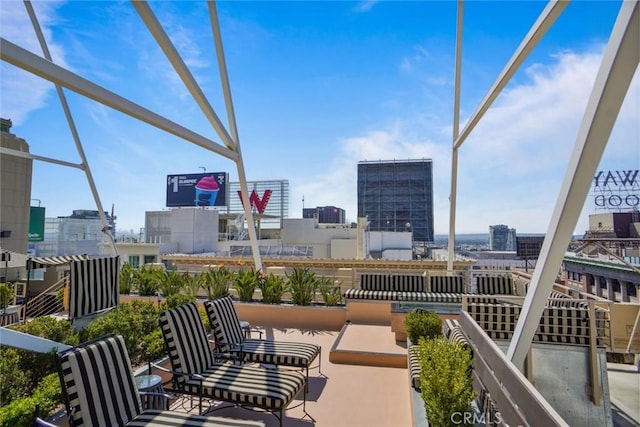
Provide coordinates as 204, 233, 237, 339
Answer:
32, 210, 116, 257
303, 206, 346, 224
489, 224, 516, 251
1, 118, 32, 258
357, 159, 434, 243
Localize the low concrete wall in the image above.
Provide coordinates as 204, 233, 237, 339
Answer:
234, 302, 346, 331
346, 301, 392, 324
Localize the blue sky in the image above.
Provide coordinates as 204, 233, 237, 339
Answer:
1, 1, 638, 236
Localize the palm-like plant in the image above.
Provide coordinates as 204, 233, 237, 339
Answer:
157, 269, 184, 297
258, 273, 288, 304
132, 265, 160, 296
286, 267, 318, 306
200, 266, 232, 300
234, 269, 259, 302
318, 276, 343, 306
119, 262, 134, 295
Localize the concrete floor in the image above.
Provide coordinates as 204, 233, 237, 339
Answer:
169, 325, 413, 427
608, 362, 640, 427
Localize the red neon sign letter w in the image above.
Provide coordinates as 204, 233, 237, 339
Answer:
237, 189, 272, 214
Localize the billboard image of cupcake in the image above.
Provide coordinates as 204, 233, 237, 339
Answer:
195, 175, 219, 206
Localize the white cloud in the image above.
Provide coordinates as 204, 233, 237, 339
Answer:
353, 1, 379, 13
293, 46, 638, 235
0, 1, 68, 126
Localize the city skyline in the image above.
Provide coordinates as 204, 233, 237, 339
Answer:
1, 1, 637, 235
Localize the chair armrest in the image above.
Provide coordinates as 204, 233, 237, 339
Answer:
250, 328, 264, 339
140, 390, 175, 401
151, 362, 205, 382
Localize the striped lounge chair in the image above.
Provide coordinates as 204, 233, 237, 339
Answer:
159, 303, 307, 427
204, 297, 321, 388
56, 334, 265, 427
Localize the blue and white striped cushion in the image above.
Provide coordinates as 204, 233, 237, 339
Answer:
430, 275, 465, 293
159, 303, 306, 411
205, 297, 246, 353
399, 292, 462, 303
344, 289, 398, 300
58, 334, 142, 427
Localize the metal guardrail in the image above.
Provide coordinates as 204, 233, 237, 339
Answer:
459, 311, 569, 427
25, 276, 68, 320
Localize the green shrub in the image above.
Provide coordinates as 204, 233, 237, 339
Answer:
200, 266, 232, 300
162, 293, 196, 310
418, 337, 475, 427
318, 276, 342, 306
258, 273, 288, 304
80, 301, 160, 365
404, 310, 442, 344
140, 328, 166, 362
119, 262, 134, 294
234, 269, 259, 302
0, 372, 61, 427
0, 282, 13, 307
0, 347, 30, 405
8, 317, 79, 393
287, 267, 317, 306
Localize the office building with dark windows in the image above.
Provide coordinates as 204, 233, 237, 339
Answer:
303, 206, 346, 224
357, 159, 434, 244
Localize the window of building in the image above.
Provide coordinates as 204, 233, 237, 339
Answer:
128, 255, 140, 268
144, 255, 157, 264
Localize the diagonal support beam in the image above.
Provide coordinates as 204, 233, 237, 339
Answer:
132, 1, 237, 151
24, 0, 118, 256
453, 0, 567, 150
0, 37, 238, 163
508, 0, 639, 368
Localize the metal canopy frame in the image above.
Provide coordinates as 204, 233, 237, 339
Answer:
447, 0, 639, 368
0, 0, 263, 270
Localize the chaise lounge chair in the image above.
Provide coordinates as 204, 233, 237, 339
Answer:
204, 296, 321, 387
56, 333, 265, 427
158, 302, 308, 427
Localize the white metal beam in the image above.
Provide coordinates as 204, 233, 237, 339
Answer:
0, 147, 84, 169
0, 38, 239, 163
453, 0, 567, 151
447, 0, 464, 273
131, 1, 236, 151
208, 1, 263, 271
508, 0, 639, 367
24, 0, 118, 256
0, 327, 71, 353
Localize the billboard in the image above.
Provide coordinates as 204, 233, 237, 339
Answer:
166, 172, 228, 207
29, 206, 45, 241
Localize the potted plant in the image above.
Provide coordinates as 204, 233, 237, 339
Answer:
234, 268, 259, 302
404, 309, 442, 344
258, 273, 288, 304
200, 266, 232, 300
318, 276, 343, 306
418, 337, 475, 427
286, 267, 317, 306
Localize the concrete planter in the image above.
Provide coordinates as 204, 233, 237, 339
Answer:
234, 301, 347, 331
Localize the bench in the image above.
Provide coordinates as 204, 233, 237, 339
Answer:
476, 275, 514, 295
465, 302, 607, 346
344, 273, 426, 301
344, 273, 467, 304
